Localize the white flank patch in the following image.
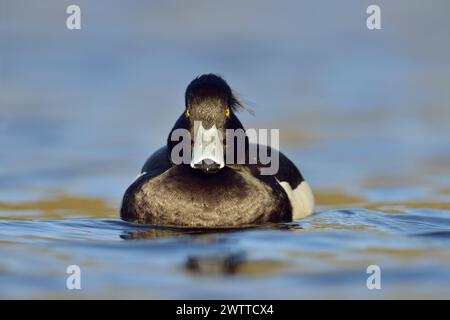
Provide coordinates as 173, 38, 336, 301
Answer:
277, 180, 315, 219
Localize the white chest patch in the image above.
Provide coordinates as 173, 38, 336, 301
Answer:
277, 180, 315, 219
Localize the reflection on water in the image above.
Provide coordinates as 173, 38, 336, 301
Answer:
1, 205, 450, 299
1, 0, 450, 299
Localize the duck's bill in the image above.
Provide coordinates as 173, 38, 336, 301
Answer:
190, 122, 225, 173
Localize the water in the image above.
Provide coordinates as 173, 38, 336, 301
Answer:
1, 0, 450, 299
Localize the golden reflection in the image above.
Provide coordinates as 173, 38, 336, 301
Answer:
315, 189, 450, 213
0, 195, 115, 220
314, 190, 365, 208
234, 260, 288, 276
368, 201, 450, 212
358, 247, 450, 261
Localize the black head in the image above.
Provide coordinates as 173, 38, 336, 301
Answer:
168, 74, 246, 173
185, 74, 240, 130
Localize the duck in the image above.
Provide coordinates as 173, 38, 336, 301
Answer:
120, 74, 314, 228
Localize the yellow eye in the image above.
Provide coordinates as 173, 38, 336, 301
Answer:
185, 109, 190, 118
225, 107, 230, 118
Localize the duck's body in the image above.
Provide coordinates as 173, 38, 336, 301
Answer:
120, 74, 314, 228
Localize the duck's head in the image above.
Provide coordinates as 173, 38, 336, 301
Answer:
167, 74, 246, 173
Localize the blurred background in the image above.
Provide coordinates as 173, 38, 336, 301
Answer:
1, 0, 450, 205
1, 0, 450, 299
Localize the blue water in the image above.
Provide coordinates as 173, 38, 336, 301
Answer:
1, 0, 450, 299
2, 210, 450, 299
